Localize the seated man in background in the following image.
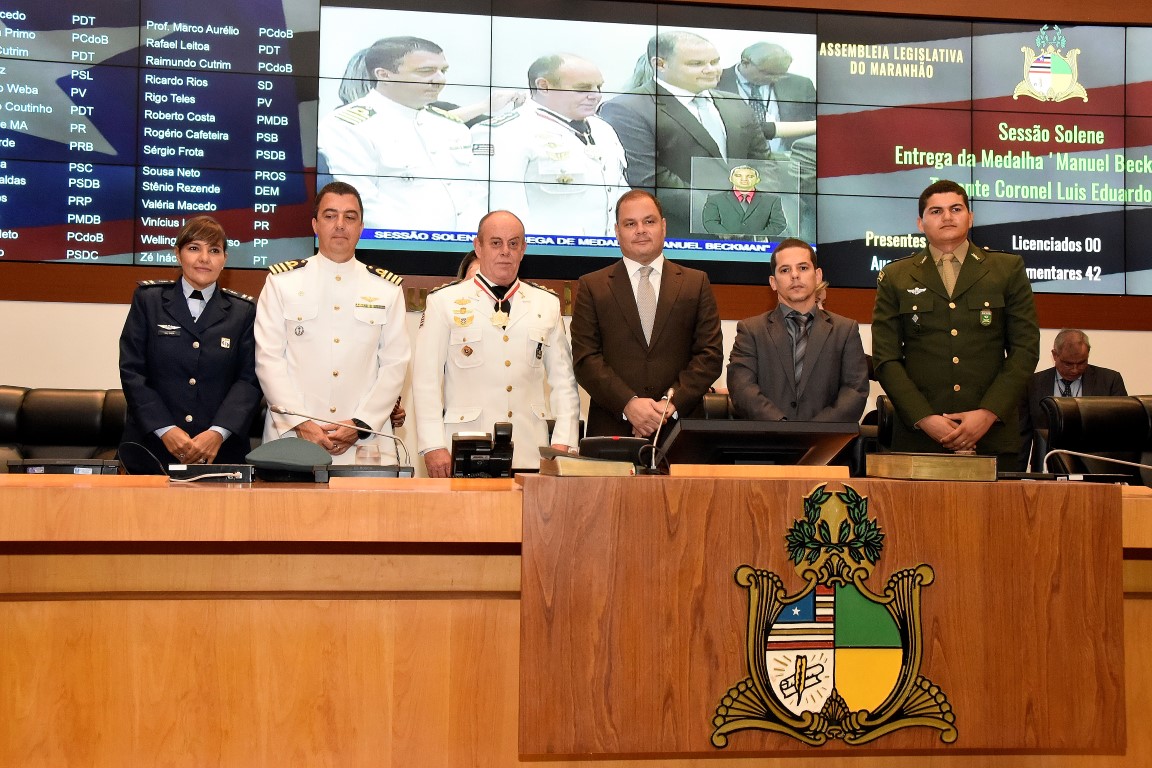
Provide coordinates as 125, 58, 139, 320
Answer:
727, 238, 868, 422
1018, 328, 1127, 471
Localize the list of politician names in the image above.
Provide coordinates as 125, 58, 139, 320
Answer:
0, 1, 317, 265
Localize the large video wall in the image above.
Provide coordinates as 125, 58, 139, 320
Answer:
1, 0, 1150, 293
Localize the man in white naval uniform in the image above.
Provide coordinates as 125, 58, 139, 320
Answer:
317, 36, 484, 233
472, 54, 628, 237
255, 181, 411, 464
413, 210, 580, 476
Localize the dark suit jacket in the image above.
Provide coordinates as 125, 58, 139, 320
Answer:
1018, 364, 1127, 470
871, 243, 1040, 468
570, 258, 723, 437
702, 190, 786, 237
716, 68, 817, 148
119, 280, 262, 465
727, 306, 868, 422
599, 81, 771, 237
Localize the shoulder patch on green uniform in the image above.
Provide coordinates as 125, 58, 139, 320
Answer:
366, 264, 403, 285
222, 287, 256, 304
523, 279, 558, 296
427, 278, 464, 296
268, 258, 308, 275
479, 111, 519, 128
334, 104, 375, 125
137, 279, 175, 288
426, 105, 463, 123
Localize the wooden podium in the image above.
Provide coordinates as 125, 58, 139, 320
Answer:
519, 476, 1125, 758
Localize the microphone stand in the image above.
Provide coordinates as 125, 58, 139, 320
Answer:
270, 405, 412, 467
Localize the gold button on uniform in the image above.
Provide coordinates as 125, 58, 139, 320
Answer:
912, 305, 917, 311
506, 385, 513, 392
507, 411, 513, 417
950, 329, 958, 336
335, 275, 342, 282
192, 341, 200, 349
952, 357, 960, 364
503, 335, 509, 342
185, 415, 193, 423
953, 384, 961, 391
329, 407, 337, 413
334, 337, 340, 343
332, 370, 339, 377
188, 378, 196, 386
949, 302, 956, 309
505, 360, 511, 367
334, 305, 340, 311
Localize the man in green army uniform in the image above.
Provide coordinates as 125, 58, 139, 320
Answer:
871, 179, 1040, 471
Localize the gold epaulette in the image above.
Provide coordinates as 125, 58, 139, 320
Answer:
268, 259, 308, 275
426, 105, 463, 123
366, 264, 403, 285
523, 279, 558, 296
334, 104, 375, 125
480, 111, 518, 128
427, 278, 464, 295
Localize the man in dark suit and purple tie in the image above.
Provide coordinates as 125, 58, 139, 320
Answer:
702, 165, 787, 239
570, 190, 723, 438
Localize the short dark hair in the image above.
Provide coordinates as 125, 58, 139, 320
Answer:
527, 53, 565, 93
364, 36, 442, 77
770, 237, 817, 275
615, 189, 663, 222
313, 181, 364, 219
647, 31, 709, 66
175, 215, 227, 252
918, 179, 970, 217
456, 250, 478, 280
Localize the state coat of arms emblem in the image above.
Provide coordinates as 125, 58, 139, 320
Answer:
711, 484, 957, 747
1013, 25, 1087, 103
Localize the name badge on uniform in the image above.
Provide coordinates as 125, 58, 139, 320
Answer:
220, 337, 231, 349
157, 323, 180, 337
980, 309, 992, 326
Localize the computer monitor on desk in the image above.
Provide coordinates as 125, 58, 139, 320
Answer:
661, 419, 859, 466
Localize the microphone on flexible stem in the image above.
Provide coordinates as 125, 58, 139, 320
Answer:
641, 387, 675, 473
1043, 448, 1152, 482
269, 405, 411, 466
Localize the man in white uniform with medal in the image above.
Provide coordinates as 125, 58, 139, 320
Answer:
413, 210, 580, 476
255, 181, 411, 464
472, 54, 629, 237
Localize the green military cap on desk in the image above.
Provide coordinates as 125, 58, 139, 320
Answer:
246, 437, 332, 482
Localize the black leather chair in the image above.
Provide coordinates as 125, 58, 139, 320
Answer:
0, 387, 128, 470
1041, 395, 1152, 484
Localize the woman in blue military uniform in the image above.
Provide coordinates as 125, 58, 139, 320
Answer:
118, 216, 262, 468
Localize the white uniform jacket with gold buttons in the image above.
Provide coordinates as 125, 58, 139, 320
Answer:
254, 255, 411, 464
472, 102, 629, 237
413, 277, 580, 469
318, 89, 485, 233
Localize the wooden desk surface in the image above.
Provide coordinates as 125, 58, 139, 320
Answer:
0, 476, 1150, 767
